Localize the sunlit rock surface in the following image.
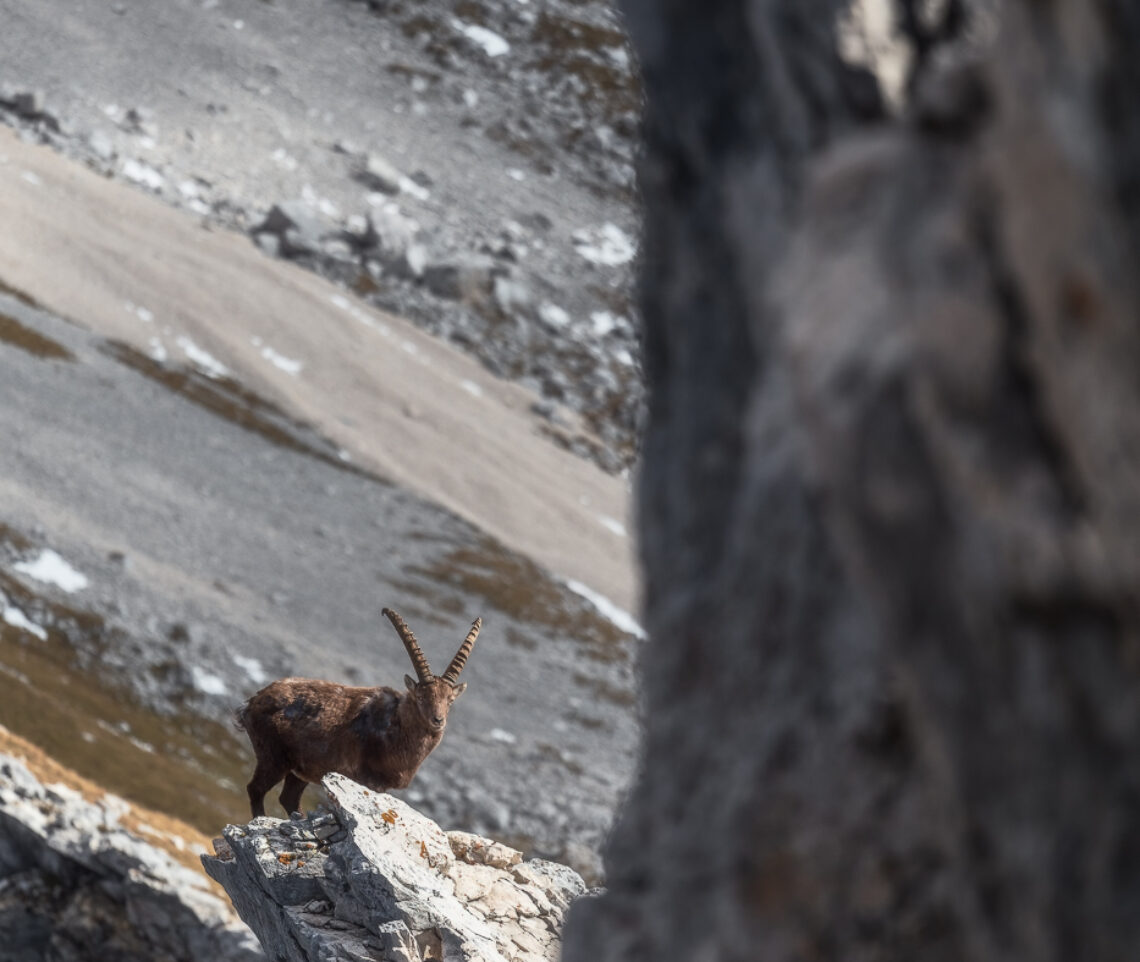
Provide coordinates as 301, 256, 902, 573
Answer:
0, 751, 262, 962
203, 774, 585, 962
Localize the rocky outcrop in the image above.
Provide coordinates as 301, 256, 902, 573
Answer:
203, 774, 585, 962
0, 752, 262, 962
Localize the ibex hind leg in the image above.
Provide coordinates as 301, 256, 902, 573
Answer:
247, 761, 287, 818
279, 772, 307, 817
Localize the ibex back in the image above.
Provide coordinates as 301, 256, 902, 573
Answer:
236, 608, 481, 817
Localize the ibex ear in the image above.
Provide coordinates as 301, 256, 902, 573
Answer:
405, 674, 417, 691
451, 682, 467, 697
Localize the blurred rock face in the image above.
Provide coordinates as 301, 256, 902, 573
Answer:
564, 0, 1140, 959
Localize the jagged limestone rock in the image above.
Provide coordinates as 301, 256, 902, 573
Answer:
0, 753, 262, 962
203, 774, 585, 962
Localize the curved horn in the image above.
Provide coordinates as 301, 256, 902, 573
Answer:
382, 608, 433, 682
442, 616, 481, 684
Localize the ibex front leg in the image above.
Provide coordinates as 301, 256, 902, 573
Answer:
247, 760, 286, 818
279, 772, 307, 816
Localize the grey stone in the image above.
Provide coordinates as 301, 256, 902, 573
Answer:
0, 752, 261, 960
358, 153, 402, 194
492, 275, 533, 316
122, 105, 157, 137
401, 243, 428, 279
87, 129, 116, 161
530, 400, 572, 429
374, 919, 420, 962
322, 238, 355, 261
254, 202, 330, 258
10, 89, 44, 119
342, 214, 379, 250
255, 232, 281, 258
283, 227, 319, 256
422, 256, 494, 302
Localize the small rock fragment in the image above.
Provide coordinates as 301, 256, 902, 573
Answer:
357, 153, 402, 195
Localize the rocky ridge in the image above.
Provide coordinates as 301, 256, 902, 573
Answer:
204, 774, 587, 962
0, 740, 261, 962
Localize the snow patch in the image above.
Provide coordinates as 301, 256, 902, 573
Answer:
124, 302, 155, 323
598, 515, 627, 538
590, 310, 622, 337
176, 336, 229, 379
452, 20, 511, 57
14, 550, 89, 593
565, 579, 646, 639
572, 223, 636, 267
233, 654, 268, 685
2, 603, 47, 641
330, 293, 392, 336
488, 728, 518, 745
121, 158, 165, 192
20, 170, 41, 187
271, 148, 298, 172
399, 176, 430, 201
190, 666, 228, 696
538, 302, 570, 329
251, 338, 302, 375
460, 379, 483, 398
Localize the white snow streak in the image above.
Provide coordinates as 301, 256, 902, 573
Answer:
330, 293, 392, 336
598, 515, 627, 538
572, 223, 636, 267
14, 550, 89, 593
2, 604, 47, 640
565, 579, 646, 639
233, 654, 268, 685
191, 666, 229, 696
121, 158, 165, 191
251, 338, 302, 375
176, 336, 229, 378
452, 20, 511, 57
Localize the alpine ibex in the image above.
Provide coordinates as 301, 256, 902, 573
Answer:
236, 608, 481, 817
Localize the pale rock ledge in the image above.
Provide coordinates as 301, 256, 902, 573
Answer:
202, 774, 587, 962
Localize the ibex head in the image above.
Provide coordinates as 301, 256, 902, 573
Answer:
383, 608, 481, 733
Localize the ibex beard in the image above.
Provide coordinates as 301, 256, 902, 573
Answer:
236, 608, 481, 818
